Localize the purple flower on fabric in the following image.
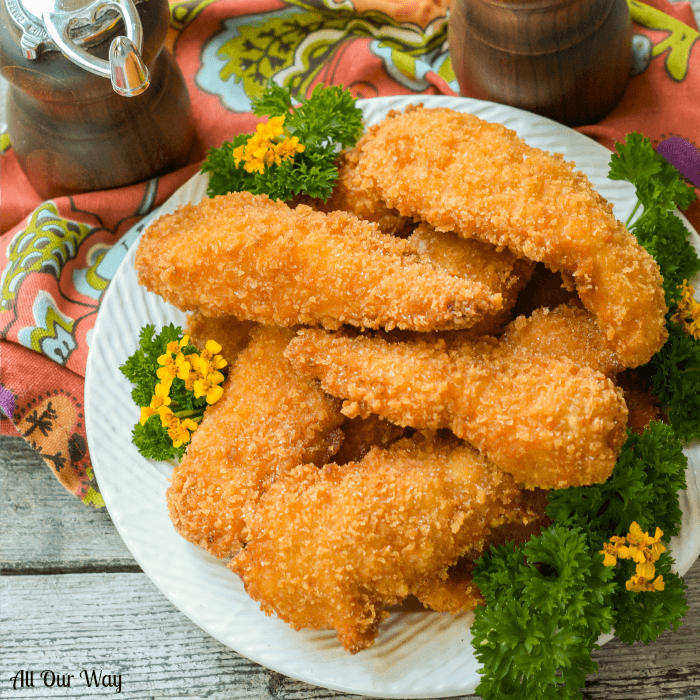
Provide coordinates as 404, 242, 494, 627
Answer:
657, 137, 700, 188
0, 385, 16, 420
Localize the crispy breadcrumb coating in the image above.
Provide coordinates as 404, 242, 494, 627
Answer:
284, 328, 628, 489
166, 326, 345, 558
311, 148, 414, 237
230, 434, 527, 653
356, 106, 667, 367
412, 487, 550, 613
408, 223, 533, 334
135, 191, 504, 332
185, 312, 256, 365
501, 304, 625, 378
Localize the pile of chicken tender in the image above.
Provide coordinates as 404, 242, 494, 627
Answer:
134, 106, 668, 653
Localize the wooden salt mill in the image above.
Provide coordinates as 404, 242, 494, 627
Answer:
449, 0, 633, 127
0, 0, 195, 197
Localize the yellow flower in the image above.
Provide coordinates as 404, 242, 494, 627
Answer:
274, 135, 305, 161
177, 357, 193, 381
157, 350, 188, 384
196, 340, 227, 376
184, 368, 203, 392
671, 280, 700, 339
601, 542, 619, 567
636, 559, 657, 579
149, 382, 171, 410
167, 417, 198, 448
158, 406, 176, 428
605, 522, 666, 593
166, 334, 189, 355
232, 115, 305, 175
139, 406, 156, 425
194, 372, 225, 404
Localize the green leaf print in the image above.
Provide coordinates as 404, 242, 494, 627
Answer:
216, 4, 447, 100
1, 202, 94, 312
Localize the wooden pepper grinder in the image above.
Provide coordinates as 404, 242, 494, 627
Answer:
0, 0, 195, 197
449, 0, 633, 127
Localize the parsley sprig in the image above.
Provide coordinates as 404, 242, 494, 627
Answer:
472, 423, 689, 699
201, 83, 364, 202
120, 324, 227, 462
609, 132, 699, 307
609, 132, 700, 441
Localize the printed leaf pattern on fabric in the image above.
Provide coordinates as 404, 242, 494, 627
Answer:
1, 202, 94, 317
1, 202, 113, 373
628, 0, 699, 80
201, 2, 454, 110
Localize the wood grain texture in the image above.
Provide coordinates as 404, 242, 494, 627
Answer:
1, 436, 137, 573
1, 433, 700, 699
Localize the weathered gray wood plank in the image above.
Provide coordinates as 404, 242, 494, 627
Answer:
0, 436, 137, 572
1, 568, 699, 700
0, 572, 476, 700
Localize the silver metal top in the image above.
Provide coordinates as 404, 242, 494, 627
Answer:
4, 0, 149, 96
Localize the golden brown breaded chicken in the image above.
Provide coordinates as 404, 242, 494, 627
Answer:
230, 434, 528, 653
408, 223, 533, 334
166, 325, 345, 558
500, 304, 625, 378
284, 328, 628, 489
185, 312, 257, 366
311, 148, 414, 237
412, 487, 550, 613
135, 191, 504, 332
356, 106, 667, 367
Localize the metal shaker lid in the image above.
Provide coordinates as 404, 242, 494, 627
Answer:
5, 0, 150, 95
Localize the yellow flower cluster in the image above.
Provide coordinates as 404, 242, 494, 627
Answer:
139, 335, 227, 449
670, 279, 700, 339
601, 521, 666, 593
232, 115, 305, 175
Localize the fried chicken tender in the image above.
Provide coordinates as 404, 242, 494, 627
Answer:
166, 325, 345, 558
311, 148, 414, 237
284, 328, 628, 489
356, 106, 667, 367
408, 223, 533, 334
412, 487, 550, 613
500, 304, 625, 378
230, 434, 528, 653
135, 191, 504, 332
185, 312, 256, 365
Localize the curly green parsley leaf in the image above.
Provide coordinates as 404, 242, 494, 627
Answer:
120, 323, 182, 408
609, 133, 700, 439
471, 526, 615, 700
609, 133, 699, 307
646, 321, 700, 442
201, 83, 364, 202
611, 550, 689, 645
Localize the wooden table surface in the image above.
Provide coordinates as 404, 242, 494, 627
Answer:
1, 433, 699, 700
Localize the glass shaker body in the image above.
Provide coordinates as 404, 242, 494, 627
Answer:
449, 0, 632, 126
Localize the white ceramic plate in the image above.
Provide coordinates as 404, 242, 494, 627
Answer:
85, 95, 700, 699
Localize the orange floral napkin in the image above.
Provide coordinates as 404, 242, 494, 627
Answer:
1, 0, 698, 505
